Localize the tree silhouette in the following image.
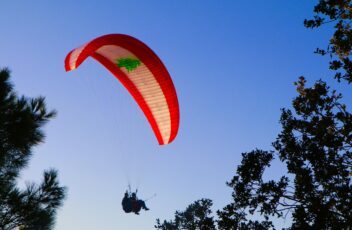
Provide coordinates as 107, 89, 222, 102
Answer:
156, 1, 352, 229
155, 199, 215, 230
217, 79, 352, 229
0, 68, 66, 230
304, 0, 352, 83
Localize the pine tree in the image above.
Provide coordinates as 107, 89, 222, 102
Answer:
0, 68, 66, 230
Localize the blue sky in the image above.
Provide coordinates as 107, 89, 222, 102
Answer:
1, 1, 350, 229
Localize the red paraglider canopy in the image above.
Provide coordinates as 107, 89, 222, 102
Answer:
65, 34, 179, 145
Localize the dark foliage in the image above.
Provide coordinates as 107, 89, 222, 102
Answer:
0, 68, 66, 230
217, 79, 352, 229
304, 0, 352, 83
155, 199, 215, 230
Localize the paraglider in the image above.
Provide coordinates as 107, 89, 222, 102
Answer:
122, 190, 149, 215
65, 34, 180, 145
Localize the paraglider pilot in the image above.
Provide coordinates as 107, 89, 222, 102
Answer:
122, 191, 149, 215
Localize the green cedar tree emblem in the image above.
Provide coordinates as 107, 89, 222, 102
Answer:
116, 57, 141, 72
